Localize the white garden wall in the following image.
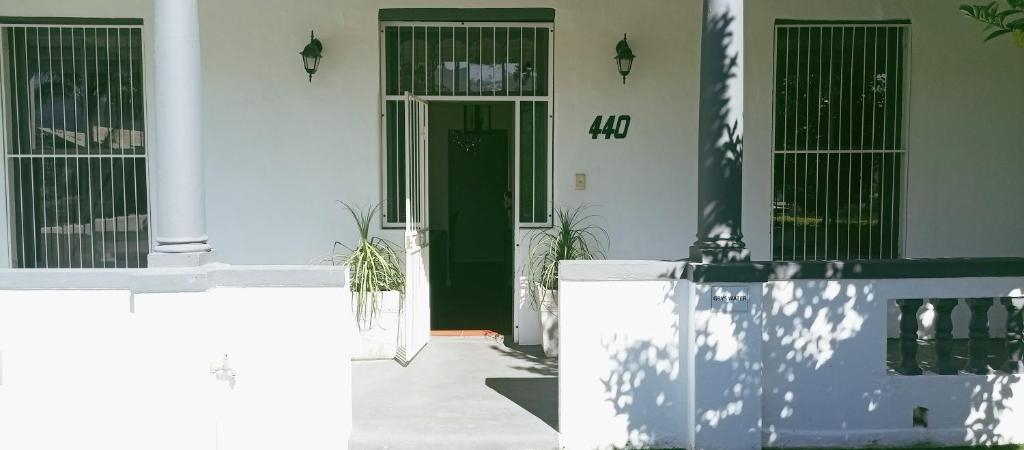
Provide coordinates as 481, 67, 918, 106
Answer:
763, 277, 1024, 447
558, 266, 690, 449
559, 260, 1024, 450
0, 0, 1019, 267
0, 271, 352, 450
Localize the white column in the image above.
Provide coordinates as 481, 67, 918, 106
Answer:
689, 0, 749, 263
148, 0, 214, 267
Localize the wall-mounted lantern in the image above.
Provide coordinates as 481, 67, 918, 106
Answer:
300, 30, 323, 82
615, 34, 635, 84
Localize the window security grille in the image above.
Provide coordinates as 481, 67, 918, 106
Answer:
519, 100, 548, 224
380, 23, 553, 227
2, 24, 149, 268
772, 23, 909, 261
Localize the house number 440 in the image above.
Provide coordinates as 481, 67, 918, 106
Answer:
589, 115, 631, 139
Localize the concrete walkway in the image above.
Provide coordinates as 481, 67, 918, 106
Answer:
351, 337, 559, 450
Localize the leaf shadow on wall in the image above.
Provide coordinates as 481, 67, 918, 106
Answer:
695, 6, 744, 249
600, 256, 1021, 448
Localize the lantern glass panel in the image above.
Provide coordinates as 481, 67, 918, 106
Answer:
617, 56, 633, 75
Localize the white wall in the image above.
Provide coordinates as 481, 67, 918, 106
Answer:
0, 286, 352, 450
559, 260, 764, 450
559, 274, 690, 449
195, 0, 701, 264
0, 0, 698, 266
559, 260, 1024, 449
762, 277, 1024, 447
0, 0, 1020, 267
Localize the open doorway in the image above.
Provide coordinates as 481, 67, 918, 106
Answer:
427, 102, 515, 335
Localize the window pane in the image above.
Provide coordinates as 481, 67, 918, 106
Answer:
517, 101, 549, 225
439, 27, 454, 95
455, 26, 468, 96
413, 26, 425, 95
519, 102, 534, 223
521, 27, 536, 96
892, 28, 906, 151
385, 100, 407, 224
532, 102, 548, 222
468, 27, 480, 95
534, 28, 549, 96
5, 24, 150, 268
495, 27, 508, 95
508, 27, 521, 95
398, 27, 412, 94
385, 27, 398, 95
481, 27, 494, 96
772, 23, 907, 261
427, 26, 439, 96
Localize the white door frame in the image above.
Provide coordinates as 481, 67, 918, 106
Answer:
378, 21, 555, 345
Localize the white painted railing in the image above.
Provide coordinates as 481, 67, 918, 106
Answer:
892, 297, 1023, 376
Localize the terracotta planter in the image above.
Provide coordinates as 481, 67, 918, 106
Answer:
539, 288, 558, 357
351, 291, 401, 360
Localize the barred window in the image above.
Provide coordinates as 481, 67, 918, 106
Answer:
380, 23, 553, 227
2, 22, 149, 268
772, 22, 909, 261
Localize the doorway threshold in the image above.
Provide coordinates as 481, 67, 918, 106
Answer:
431, 329, 503, 339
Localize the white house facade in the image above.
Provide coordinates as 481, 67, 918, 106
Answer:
0, 0, 1021, 449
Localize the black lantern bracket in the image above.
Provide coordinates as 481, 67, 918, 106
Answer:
615, 33, 635, 85
301, 30, 324, 82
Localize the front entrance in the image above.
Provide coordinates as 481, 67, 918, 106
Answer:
379, 19, 554, 357
428, 102, 515, 335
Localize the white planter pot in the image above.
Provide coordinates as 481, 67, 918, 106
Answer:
539, 288, 558, 357
515, 276, 542, 345
350, 291, 401, 361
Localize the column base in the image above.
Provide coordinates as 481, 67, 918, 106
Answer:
689, 241, 750, 263
148, 250, 218, 268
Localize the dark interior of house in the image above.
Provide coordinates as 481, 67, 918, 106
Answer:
429, 102, 515, 335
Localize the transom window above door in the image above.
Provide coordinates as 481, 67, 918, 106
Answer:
382, 24, 550, 97
771, 21, 910, 261
2, 21, 150, 268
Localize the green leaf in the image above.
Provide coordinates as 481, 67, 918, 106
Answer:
996, 9, 1018, 20
523, 205, 609, 303
325, 201, 405, 330
985, 28, 1013, 40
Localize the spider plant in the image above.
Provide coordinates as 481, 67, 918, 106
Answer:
526, 205, 609, 305
325, 202, 404, 331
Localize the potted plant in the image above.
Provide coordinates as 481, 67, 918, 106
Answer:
526, 205, 608, 357
325, 202, 405, 360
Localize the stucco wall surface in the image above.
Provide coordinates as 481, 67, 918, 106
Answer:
559, 275, 691, 450
762, 277, 1024, 447
0, 0, 1018, 267
0, 286, 352, 450
559, 260, 1024, 449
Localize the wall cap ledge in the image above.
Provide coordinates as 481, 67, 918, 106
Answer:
560, 257, 1024, 283
0, 263, 348, 293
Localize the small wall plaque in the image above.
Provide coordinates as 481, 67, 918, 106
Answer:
711, 286, 749, 313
